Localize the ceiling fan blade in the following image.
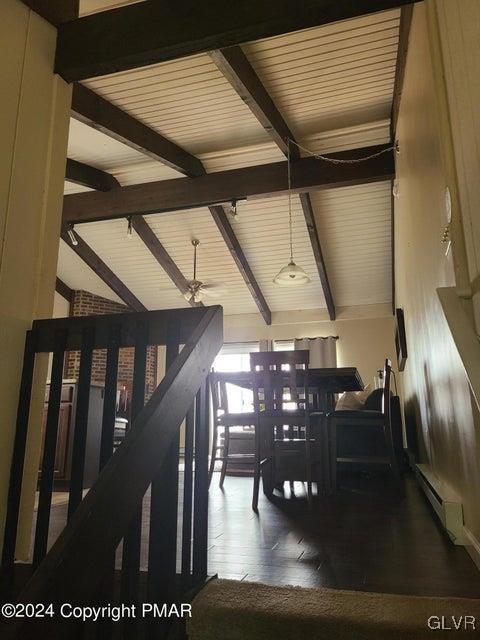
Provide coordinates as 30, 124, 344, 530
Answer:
200, 283, 227, 298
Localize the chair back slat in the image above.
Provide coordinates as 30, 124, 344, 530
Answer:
250, 350, 309, 414
220, 379, 229, 414
210, 373, 229, 418
289, 365, 299, 403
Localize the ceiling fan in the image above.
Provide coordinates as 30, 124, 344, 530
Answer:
183, 239, 227, 304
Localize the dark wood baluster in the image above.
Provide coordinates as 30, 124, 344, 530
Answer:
99, 324, 121, 470
67, 326, 95, 520
33, 329, 68, 567
193, 377, 209, 583
121, 318, 148, 626
147, 319, 180, 638
1, 330, 37, 571
96, 323, 120, 640
181, 400, 196, 591
131, 319, 149, 418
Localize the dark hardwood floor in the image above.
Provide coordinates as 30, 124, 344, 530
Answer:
206, 471, 480, 597
41, 471, 480, 598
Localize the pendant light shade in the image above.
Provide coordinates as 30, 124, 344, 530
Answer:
273, 261, 310, 286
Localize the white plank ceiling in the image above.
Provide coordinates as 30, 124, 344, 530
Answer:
243, 11, 400, 136
60, 8, 400, 317
311, 181, 392, 307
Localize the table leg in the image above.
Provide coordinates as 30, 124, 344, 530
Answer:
322, 417, 330, 496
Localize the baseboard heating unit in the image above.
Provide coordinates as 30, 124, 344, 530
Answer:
415, 463, 464, 545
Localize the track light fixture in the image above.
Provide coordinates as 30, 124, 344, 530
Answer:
67, 223, 78, 247
127, 216, 133, 239
229, 198, 238, 218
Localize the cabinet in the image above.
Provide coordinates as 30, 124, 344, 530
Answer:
40, 385, 74, 480
40, 382, 105, 488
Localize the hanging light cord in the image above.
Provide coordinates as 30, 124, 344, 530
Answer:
287, 138, 396, 164
287, 142, 293, 263
282, 138, 394, 273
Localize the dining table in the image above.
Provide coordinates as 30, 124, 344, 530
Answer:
213, 367, 364, 411
211, 367, 364, 494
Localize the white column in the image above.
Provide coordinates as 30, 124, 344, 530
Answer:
0, 0, 71, 556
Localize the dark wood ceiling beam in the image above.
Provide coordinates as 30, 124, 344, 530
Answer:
66, 158, 120, 192
391, 4, 414, 139
208, 206, 271, 324
71, 84, 204, 177
55, 0, 421, 82
298, 193, 335, 320
21, 0, 78, 25
70, 86, 271, 323
69, 87, 269, 321
131, 216, 201, 308
211, 46, 336, 319
55, 277, 73, 302
63, 152, 147, 312
63, 144, 394, 224
209, 47, 298, 157
60, 229, 146, 312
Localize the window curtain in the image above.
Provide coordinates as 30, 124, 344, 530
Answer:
259, 339, 270, 352
294, 337, 338, 368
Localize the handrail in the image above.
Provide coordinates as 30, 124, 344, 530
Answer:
4, 305, 223, 639
437, 287, 480, 414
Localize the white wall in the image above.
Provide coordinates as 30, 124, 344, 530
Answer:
0, 1, 71, 555
394, 1, 480, 551
223, 304, 397, 389
52, 292, 70, 318
435, 0, 480, 328
46, 293, 71, 381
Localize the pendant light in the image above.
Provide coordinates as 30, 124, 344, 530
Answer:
273, 143, 310, 287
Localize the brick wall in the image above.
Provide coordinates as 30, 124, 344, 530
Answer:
64, 290, 157, 398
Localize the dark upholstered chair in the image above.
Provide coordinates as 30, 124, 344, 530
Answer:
327, 359, 401, 492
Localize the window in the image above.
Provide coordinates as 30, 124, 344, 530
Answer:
213, 343, 258, 373
273, 339, 294, 351
213, 342, 259, 413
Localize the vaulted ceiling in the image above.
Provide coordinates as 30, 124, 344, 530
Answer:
58, 1, 404, 323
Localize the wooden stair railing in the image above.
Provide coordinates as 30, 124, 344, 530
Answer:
0, 305, 223, 639
437, 287, 480, 415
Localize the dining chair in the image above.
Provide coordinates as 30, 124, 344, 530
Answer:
208, 372, 255, 488
250, 350, 314, 510
327, 358, 401, 493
